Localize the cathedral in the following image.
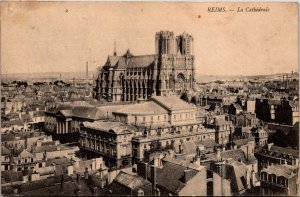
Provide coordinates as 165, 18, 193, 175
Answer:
94, 31, 196, 102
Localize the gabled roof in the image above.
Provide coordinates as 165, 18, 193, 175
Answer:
127, 55, 156, 68
233, 138, 255, 147
114, 101, 167, 115
2, 145, 10, 155
113, 171, 151, 190
82, 120, 137, 134
152, 96, 195, 111
15, 149, 34, 158
226, 161, 248, 193
182, 141, 196, 156
156, 162, 199, 194
107, 56, 121, 67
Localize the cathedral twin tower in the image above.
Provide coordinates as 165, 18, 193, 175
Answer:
155, 31, 194, 56
94, 31, 195, 102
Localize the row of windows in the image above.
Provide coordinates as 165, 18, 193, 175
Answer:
141, 134, 214, 149
173, 113, 194, 120
261, 173, 287, 186
18, 158, 34, 164
142, 115, 167, 122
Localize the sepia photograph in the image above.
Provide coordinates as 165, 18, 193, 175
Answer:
0, 1, 299, 196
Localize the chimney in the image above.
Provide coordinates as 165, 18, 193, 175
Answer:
86, 62, 88, 80
194, 156, 201, 167
267, 143, 274, 151
168, 149, 175, 158
150, 165, 157, 194
246, 145, 249, 160
216, 148, 221, 160
60, 174, 64, 191
184, 169, 193, 183
154, 156, 161, 168
18, 112, 22, 119
251, 166, 256, 187
246, 170, 251, 189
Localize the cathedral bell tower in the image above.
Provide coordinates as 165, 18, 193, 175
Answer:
155, 31, 175, 55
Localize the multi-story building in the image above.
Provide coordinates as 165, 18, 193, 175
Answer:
260, 164, 299, 196
255, 143, 299, 172
79, 121, 136, 169
255, 98, 299, 126
253, 127, 268, 147
206, 115, 234, 145
94, 31, 195, 102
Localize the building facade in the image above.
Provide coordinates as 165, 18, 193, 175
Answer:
94, 31, 196, 102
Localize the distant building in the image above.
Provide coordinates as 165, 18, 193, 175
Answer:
252, 127, 268, 147
94, 31, 195, 102
206, 115, 234, 145
255, 98, 299, 126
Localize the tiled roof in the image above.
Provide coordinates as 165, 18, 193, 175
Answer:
261, 165, 298, 178
33, 145, 58, 153
269, 145, 299, 158
2, 134, 16, 142
195, 139, 218, 148
1, 171, 23, 183
47, 157, 72, 166
115, 101, 167, 115
10, 119, 25, 126
182, 141, 196, 156
14, 149, 34, 158
107, 56, 121, 67
33, 111, 45, 117
221, 149, 247, 163
152, 96, 195, 111
207, 149, 257, 165
5, 113, 20, 120
227, 161, 248, 192
82, 120, 137, 134
21, 114, 33, 122
127, 55, 156, 68
233, 138, 255, 147
46, 103, 73, 113
156, 162, 199, 193
2, 145, 10, 155
233, 103, 242, 110
113, 171, 151, 189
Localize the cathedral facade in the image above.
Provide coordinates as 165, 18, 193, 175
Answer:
94, 31, 196, 102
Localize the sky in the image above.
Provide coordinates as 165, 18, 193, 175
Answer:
1, 2, 298, 75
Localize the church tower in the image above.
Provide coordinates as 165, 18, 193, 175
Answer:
176, 32, 194, 55
155, 31, 175, 55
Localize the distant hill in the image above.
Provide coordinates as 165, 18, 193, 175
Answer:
1, 71, 298, 83
195, 72, 298, 83
2, 71, 98, 81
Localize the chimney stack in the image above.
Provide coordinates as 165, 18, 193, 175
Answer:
216, 148, 221, 160
86, 62, 88, 80
267, 143, 274, 151
184, 169, 193, 183
150, 165, 157, 194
